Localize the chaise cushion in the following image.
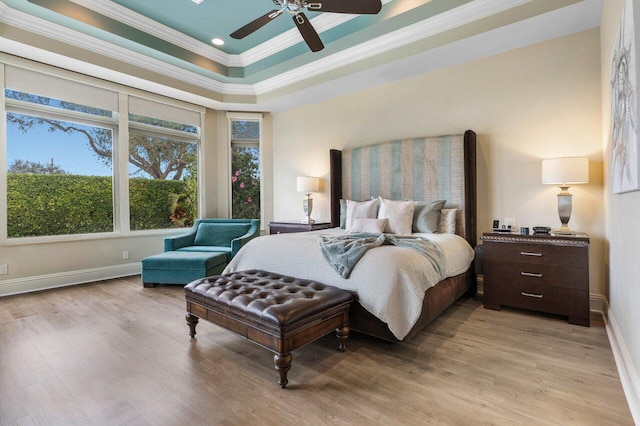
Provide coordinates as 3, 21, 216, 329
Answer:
177, 246, 232, 254
142, 251, 227, 271
194, 223, 251, 247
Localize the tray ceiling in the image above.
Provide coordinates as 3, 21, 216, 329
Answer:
0, 0, 602, 111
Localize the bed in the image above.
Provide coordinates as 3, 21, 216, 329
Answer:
225, 130, 477, 342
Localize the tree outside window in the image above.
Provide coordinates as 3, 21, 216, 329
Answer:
5, 89, 200, 238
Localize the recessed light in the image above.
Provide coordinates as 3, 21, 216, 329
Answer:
192, 0, 204, 4
211, 38, 224, 46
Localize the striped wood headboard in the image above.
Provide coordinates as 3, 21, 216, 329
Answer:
330, 130, 476, 246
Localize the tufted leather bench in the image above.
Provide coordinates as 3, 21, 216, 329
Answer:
184, 270, 353, 388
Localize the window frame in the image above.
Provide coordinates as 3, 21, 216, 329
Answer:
127, 124, 201, 233
3, 99, 119, 243
227, 112, 263, 229
0, 61, 205, 245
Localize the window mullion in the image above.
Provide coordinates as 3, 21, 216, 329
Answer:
0, 64, 7, 244
117, 93, 130, 235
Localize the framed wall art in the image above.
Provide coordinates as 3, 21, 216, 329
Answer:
611, 0, 640, 194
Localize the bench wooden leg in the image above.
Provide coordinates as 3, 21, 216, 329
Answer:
143, 282, 158, 288
186, 313, 199, 338
274, 353, 292, 389
336, 325, 350, 352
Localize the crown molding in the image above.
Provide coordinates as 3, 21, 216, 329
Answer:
0, 0, 536, 98
70, 0, 230, 65
235, 0, 395, 67
0, 3, 228, 94
233, 13, 354, 67
252, 0, 532, 95
68, 0, 395, 68
0, 0, 590, 104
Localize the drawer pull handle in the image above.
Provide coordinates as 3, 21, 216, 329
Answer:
521, 272, 543, 278
520, 251, 542, 257
521, 292, 543, 299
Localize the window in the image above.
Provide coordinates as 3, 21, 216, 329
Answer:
128, 115, 199, 231
229, 116, 261, 220
5, 90, 116, 238
2, 64, 204, 242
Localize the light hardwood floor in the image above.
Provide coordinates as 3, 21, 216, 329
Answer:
0, 276, 633, 425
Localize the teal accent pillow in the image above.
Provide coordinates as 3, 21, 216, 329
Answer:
340, 199, 347, 228
412, 200, 446, 233
194, 223, 251, 246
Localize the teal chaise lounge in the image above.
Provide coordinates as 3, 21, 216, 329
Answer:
141, 219, 260, 287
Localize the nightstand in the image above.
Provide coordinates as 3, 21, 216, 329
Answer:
481, 232, 590, 326
269, 221, 332, 235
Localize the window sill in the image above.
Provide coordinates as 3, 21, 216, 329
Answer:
2, 228, 188, 247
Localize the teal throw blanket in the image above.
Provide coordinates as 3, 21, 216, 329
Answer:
318, 233, 445, 279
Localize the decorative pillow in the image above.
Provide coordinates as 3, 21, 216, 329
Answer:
345, 199, 379, 231
377, 197, 415, 235
350, 218, 388, 234
440, 208, 458, 234
412, 200, 446, 233
339, 199, 347, 229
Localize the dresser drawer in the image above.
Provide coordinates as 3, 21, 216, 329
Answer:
484, 260, 588, 291
484, 241, 587, 268
484, 281, 589, 320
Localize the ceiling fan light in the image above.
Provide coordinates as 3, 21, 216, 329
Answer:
192, 0, 204, 4
211, 38, 224, 46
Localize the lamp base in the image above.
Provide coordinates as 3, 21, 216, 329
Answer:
301, 194, 314, 224
555, 187, 575, 235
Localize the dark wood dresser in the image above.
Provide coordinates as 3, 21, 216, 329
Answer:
269, 221, 331, 234
481, 232, 590, 326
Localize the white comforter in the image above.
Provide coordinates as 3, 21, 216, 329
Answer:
224, 228, 474, 340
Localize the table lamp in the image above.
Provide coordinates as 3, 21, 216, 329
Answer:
542, 157, 589, 235
297, 176, 319, 224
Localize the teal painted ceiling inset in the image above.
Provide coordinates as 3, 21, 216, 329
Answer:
111, 0, 323, 55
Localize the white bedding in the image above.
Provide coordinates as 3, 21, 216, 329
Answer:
224, 228, 474, 340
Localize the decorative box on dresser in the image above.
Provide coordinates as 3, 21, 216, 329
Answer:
481, 232, 590, 326
269, 222, 331, 235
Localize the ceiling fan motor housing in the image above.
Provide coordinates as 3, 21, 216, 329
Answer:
273, 0, 305, 14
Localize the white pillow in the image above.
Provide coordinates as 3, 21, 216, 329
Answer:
345, 199, 379, 231
440, 208, 458, 234
350, 218, 388, 234
377, 197, 415, 235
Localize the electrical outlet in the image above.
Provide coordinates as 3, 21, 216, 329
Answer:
122, 251, 129, 260
0, 264, 7, 274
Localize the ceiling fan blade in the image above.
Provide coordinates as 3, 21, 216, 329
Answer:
306, 0, 382, 14
230, 9, 283, 39
293, 13, 324, 52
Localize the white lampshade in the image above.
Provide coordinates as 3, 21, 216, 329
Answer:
542, 157, 589, 185
297, 176, 319, 193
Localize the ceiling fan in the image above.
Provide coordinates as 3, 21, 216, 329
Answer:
230, 0, 383, 52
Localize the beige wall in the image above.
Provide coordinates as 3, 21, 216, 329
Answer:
272, 29, 605, 296
601, 0, 640, 418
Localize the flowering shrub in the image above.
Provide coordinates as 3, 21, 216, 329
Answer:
231, 147, 260, 219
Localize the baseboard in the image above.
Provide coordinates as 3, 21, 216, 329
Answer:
0, 263, 141, 297
589, 293, 609, 319
607, 310, 640, 424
